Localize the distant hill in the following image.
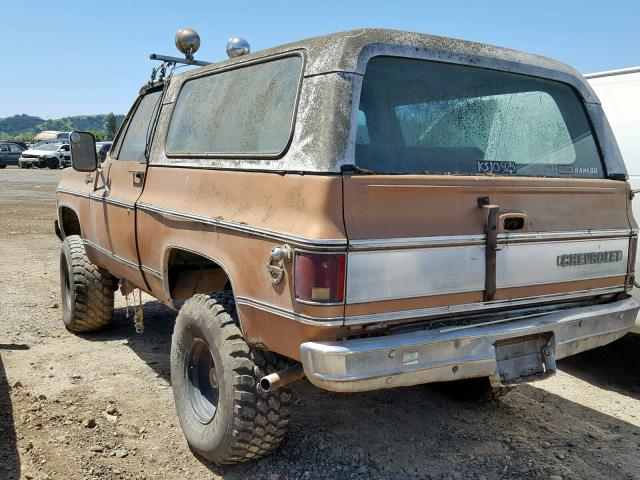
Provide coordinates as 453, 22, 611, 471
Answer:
0, 113, 125, 140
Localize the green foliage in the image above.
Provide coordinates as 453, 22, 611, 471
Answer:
0, 113, 125, 141
103, 113, 117, 140
14, 133, 36, 143
0, 114, 43, 136
90, 131, 108, 142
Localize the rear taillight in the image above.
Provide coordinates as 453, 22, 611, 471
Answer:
627, 235, 638, 288
294, 252, 346, 304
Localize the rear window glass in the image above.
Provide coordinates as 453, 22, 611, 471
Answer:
166, 55, 302, 156
356, 56, 604, 178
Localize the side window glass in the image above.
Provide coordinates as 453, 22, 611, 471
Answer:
10, 144, 22, 153
166, 55, 302, 156
116, 91, 162, 162
0, 144, 10, 152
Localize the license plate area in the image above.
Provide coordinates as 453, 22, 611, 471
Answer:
494, 333, 556, 385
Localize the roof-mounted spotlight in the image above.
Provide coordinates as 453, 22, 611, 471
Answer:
150, 27, 211, 68
175, 28, 201, 60
226, 37, 251, 58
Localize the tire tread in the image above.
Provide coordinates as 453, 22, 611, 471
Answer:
176, 292, 291, 465
61, 235, 114, 332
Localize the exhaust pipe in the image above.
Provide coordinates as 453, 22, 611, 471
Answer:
259, 364, 305, 392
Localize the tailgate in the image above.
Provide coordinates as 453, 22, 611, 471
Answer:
342, 174, 632, 323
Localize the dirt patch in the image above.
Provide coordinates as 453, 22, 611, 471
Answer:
1, 168, 639, 480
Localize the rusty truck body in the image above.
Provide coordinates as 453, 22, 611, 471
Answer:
56, 29, 639, 464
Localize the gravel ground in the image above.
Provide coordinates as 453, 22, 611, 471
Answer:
1, 167, 639, 480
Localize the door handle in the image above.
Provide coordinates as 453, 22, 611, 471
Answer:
129, 170, 145, 185
498, 211, 529, 232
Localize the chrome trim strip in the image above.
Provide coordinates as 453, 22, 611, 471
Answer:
137, 202, 348, 248
85, 239, 138, 269
501, 229, 631, 242
350, 235, 484, 249
343, 286, 625, 326
84, 239, 161, 278
235, 296, 344, 326
438, 311, 555, 333
346, 238, 629, 304
56, 188, 90, 199
90, 195, 136, 209
349, 229, 631, 250
141, 265, 162, 278
57, 188, 139, 210
239, 286, 624, 327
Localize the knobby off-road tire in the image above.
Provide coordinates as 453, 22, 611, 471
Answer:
59, 235, 115, 332
437, 377, 513, 403
171, 292, 291, 465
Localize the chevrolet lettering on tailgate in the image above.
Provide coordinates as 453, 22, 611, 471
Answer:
557, 250, 624, 267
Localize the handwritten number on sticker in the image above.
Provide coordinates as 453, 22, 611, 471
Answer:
477, 160, 516, 175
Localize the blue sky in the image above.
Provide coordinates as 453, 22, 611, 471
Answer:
1, 0, 638, 118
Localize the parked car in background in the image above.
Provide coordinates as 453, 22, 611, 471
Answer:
0, 141, 26, 168
96, 141, 112, 162
587, 66, 640, 331
33, 139, 69, 148
19, 143, 70, 169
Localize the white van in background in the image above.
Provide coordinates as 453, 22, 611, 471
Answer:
587, 66, 640, 331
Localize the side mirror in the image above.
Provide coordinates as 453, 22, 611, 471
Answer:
70, 131, 98, 172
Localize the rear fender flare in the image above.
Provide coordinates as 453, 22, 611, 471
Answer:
161, 245, 245, 334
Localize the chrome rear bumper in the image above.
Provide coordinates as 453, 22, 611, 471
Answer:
300, 297, 639, 392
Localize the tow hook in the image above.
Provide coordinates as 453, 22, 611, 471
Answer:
259, 364, 305, 392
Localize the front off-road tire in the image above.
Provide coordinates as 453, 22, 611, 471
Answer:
59, 235, 115, 332
171, 292, 291, 465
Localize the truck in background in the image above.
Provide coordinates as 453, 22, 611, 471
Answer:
587, 66, 640, 331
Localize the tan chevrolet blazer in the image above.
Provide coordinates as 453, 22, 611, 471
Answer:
55, 28, 640, 464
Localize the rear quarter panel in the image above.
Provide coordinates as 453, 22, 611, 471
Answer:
136, 167, 348, 359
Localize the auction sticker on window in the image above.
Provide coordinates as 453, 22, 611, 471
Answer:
477, 160, 516, 175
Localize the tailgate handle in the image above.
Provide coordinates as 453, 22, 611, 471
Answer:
499, 212, 529, 232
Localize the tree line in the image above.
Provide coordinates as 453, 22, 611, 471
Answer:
0, 113, 124, 142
